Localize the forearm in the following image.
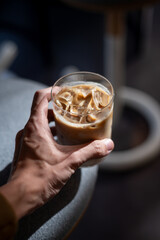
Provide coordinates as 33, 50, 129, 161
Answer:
0, 172, 43, 220
0, 192, 18, 240
0, 179, 30, 220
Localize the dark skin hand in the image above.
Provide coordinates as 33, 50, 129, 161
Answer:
0, 87, 114, 219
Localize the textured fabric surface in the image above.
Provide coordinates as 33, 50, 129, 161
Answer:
0, 76, 98, 240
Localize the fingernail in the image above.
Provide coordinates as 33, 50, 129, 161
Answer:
103, 139, 114, 153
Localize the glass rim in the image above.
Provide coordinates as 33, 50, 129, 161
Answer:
51, 71, 114, 117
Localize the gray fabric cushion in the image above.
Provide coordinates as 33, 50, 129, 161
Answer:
0, 75, 98, 240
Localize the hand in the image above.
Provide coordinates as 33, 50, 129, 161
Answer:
0, 87, 114, 219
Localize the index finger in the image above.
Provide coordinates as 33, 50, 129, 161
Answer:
31, 87, 59, 114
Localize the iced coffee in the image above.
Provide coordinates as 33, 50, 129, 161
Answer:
51, 72, 114, 166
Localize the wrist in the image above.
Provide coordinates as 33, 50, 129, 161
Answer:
0, 177, 41, 220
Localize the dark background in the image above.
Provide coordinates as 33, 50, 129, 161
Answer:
0, 1, 160, 239
0, 0, 149, 85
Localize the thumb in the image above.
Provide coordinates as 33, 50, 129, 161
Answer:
67, 138, 114, 169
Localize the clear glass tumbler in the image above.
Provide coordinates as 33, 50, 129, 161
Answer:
51, 71, 114, 166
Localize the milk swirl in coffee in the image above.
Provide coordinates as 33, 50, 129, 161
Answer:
53, 82, 113, 146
